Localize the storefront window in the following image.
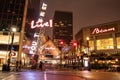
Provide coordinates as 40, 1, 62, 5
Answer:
117, 37, 120, 49
0, 34, 19, 44
81, 46, 86, 53
89, 40, 94, 51
97, 38, 114, 50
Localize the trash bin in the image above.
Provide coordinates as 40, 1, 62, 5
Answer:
117, 67, 120, 72
2, 64, 10, 71
2, 64, 8, 71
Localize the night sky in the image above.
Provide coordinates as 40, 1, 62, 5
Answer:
38, 0, 120, 39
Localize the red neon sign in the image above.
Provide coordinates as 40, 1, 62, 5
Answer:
31, 19, 53, 29
92, 27, 115, 34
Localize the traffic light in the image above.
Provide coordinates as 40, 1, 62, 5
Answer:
59, 40, 64, 45
73, 42, 77, 46
70, 40, 78, 47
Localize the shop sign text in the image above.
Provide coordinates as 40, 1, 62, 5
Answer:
92, 27, 115, 34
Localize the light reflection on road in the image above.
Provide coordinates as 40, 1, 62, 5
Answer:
3, 71, 85, 80
44, 72, 47, 80
3, 70, 120, 80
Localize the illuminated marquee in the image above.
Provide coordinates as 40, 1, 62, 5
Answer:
92, 27, 115, 34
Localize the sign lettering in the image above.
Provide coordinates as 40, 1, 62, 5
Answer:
31, 19, 53, 29
29, 33, 39, 54
92, 27, 115, 34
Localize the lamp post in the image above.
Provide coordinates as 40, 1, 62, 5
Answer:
86, 37, 91, 71
86, 37, 89, 53
7, 27, 17, 71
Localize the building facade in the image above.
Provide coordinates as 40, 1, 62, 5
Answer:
0, 0, 26, 67
74, 20, 120, 70
0, 0, 40, 68
53, 11, 73, 45
75, 20, 120, 54
0, 0, 25, 32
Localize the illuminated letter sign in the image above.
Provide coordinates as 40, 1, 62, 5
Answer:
92, 27, 115, 34
29, 33, 39, 54
31, 19, 53, 29
42, 3, 47, 10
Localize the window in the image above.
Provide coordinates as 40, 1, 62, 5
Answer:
0, 34, 19, 45
97, 38, 114, 50
117, 37, 120, 49
8, 14, 12, 19
7, 20, 11, 24
89, 40, 94, 50
3, 14, 7, 18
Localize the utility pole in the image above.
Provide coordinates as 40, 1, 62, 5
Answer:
17, 0, 28, 71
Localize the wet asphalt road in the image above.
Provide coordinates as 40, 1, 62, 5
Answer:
3, 71, 86, 80
1, 70, 120, 80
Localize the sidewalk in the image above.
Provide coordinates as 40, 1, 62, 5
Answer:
0, 71, 14, 80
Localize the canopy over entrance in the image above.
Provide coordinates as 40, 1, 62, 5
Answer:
41, 40, 61, 58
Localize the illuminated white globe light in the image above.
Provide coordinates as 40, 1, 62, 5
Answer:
86, 37, 89, 41
11, 27, 17, 32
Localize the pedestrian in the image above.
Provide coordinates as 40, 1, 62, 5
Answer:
39, 61, 43, 71
42, 62, 46, 71
16, 61, 19, 71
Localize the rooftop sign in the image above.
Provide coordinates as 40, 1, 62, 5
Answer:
30, 2, 53, 29
92, 27, 115, 34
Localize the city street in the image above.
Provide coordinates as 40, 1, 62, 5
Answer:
2, 70, 85, 80
0, 70, 120, 80
0, 1, 120, 80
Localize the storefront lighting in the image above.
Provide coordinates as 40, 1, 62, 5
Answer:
11, 27, 17, 32
86, 37, 89, 41
115, 58, 118, 62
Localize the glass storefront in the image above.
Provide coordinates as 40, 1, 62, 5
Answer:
0, 34, 19, 45
117, 37, 120, 49
96, 38, 114, 50
89, 40, 94, 51
82, 36, 120, 52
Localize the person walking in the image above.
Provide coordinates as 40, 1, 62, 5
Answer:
39, 61, 43, 71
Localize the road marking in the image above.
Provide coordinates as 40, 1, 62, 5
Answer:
44, 71, 47, 80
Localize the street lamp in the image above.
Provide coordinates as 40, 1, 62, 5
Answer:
86, 37, 91, 71
7, 27, 17, 71
86, 37, 90, 55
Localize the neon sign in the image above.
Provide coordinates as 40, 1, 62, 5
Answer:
31, 19, 53, 29
29, 2, 48, 54
30, 2, 53, 29
29, 33, 39, 54
92, 27, 115, 34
